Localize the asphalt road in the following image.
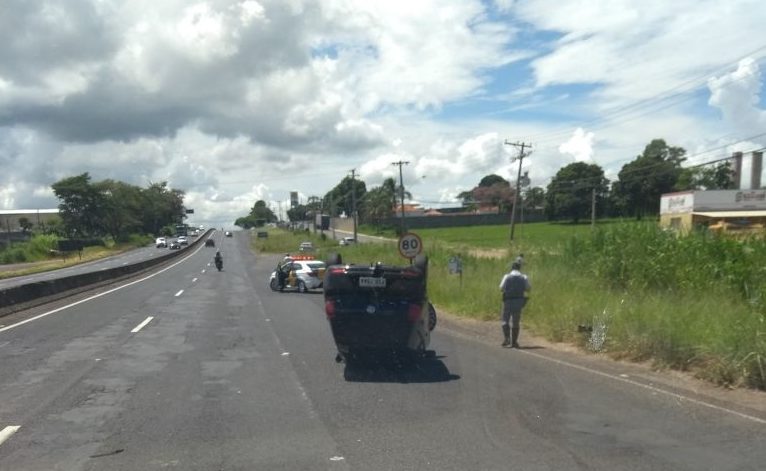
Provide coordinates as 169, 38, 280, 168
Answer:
0, 231, 763, 470
0, 236, 204, 291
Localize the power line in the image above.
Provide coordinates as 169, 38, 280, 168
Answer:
514, 46, 766, 145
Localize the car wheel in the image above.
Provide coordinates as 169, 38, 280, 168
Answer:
269, 278, 279, 291
298, 280, 307, 293
428, 301, 437, 331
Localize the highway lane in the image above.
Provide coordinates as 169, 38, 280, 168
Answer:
0, 231, 763, 470
0, 235, 206, 291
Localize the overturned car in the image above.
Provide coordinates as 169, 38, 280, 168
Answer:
323, 253, 436, 364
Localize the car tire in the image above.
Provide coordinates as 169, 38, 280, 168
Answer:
298, 280, 307, 293
269, 278, 279, 291
326, 252, 342, 266
428, 301, 437, 331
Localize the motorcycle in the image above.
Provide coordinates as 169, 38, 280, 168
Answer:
215, 258, 223, 271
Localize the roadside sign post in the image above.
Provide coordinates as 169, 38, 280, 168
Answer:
398, 232, 423, 263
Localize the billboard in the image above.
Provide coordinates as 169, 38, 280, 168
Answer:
290, 191, 299, 208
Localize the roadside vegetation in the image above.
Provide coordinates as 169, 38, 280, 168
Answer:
0, 234, 153, 279
256, 223, 765, 390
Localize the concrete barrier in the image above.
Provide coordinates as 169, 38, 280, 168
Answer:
0, 229, 215, 316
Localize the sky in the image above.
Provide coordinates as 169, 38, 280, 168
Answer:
2, 0, 766, 226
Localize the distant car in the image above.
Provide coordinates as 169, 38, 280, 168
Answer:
225, 231, 233, 237
205, 238, 215, 247
339, 237, 356, 246
299, 241, 314, 252
270, 260, 327, 293
190, 230, 199, 237
178, 236, 188, 245
155, 237, 167, 248
169, 240, 181, 250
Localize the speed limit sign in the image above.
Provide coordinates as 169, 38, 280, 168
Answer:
398, 232, 423, 259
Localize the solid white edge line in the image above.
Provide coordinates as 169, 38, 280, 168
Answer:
0, 239, 208, 335
130, 316, 154, 333
174, 289, 184, 297
0, 426, 21, 446
517, 348, 766, 425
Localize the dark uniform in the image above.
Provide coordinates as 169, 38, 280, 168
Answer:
499, 262, 531, 348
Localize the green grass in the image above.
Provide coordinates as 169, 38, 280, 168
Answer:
257, 221, 766, 390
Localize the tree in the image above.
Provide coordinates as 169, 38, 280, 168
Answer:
676, 162, 734, 191
323, 176, 367, 217
362, 185, 395, 225
545, 162, 608, 223
95, 179, 143, 241
287, 204, 309, 222
235, 200, 277, 228
612, 139, 686, 219
523, 187, 545, 210
18, 217, 33, 234
51, 173, 107, 237
457, 174, 513, 212
478, 174, 509, 187
140, 182, 185, 235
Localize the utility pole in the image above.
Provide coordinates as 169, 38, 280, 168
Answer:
591, 187, 597, 229
349, 169, 358, 242
504, 140, 532, 241
391, 160, 410, 234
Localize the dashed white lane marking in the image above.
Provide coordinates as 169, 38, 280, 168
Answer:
174, 290, 184, 297
329, 456, 345, 461
130, 316, 154, 333
0, 426, 21, 447
517, 349, 766, 425
0, 240, 208, 335
192, 277, 198, 282
201, 269, 206, 274
281, 352, 290, 356
207, 263, 211, 267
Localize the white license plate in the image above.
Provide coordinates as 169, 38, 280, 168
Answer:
359, 277, 386, 288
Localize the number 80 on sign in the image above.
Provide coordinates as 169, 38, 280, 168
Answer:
398, 232, 423, 259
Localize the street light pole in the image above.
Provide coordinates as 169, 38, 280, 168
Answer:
349, 169, 358, 242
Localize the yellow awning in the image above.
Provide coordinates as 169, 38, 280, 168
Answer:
693, 211, 766, 218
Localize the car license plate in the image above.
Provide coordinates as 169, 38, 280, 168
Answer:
359, 276, 386, 288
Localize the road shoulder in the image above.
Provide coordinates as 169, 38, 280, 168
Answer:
435, 306, 766, 420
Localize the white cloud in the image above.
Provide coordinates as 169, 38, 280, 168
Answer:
708, 58, 766, 134
558, 127, 594, 163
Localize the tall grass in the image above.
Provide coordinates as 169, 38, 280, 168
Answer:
256, 224, 766, 390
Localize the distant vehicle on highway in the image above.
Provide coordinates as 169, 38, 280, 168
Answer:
169, 240, 181, 250
299, 241, 314, 252
178, 236, 188, 245
155, 237, 167, 248
339, 237, 356, 246
205, 238, 215, 247
225, 231, 233, 237
191, 230, 199, 237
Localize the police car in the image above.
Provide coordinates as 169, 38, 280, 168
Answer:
269, 254, 326, 293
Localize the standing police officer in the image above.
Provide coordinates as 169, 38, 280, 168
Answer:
499, 261, 531, 348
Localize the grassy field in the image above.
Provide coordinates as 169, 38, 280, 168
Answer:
256, 221, 766, 390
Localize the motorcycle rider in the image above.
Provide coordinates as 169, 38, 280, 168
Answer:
214, 250, 223, 269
